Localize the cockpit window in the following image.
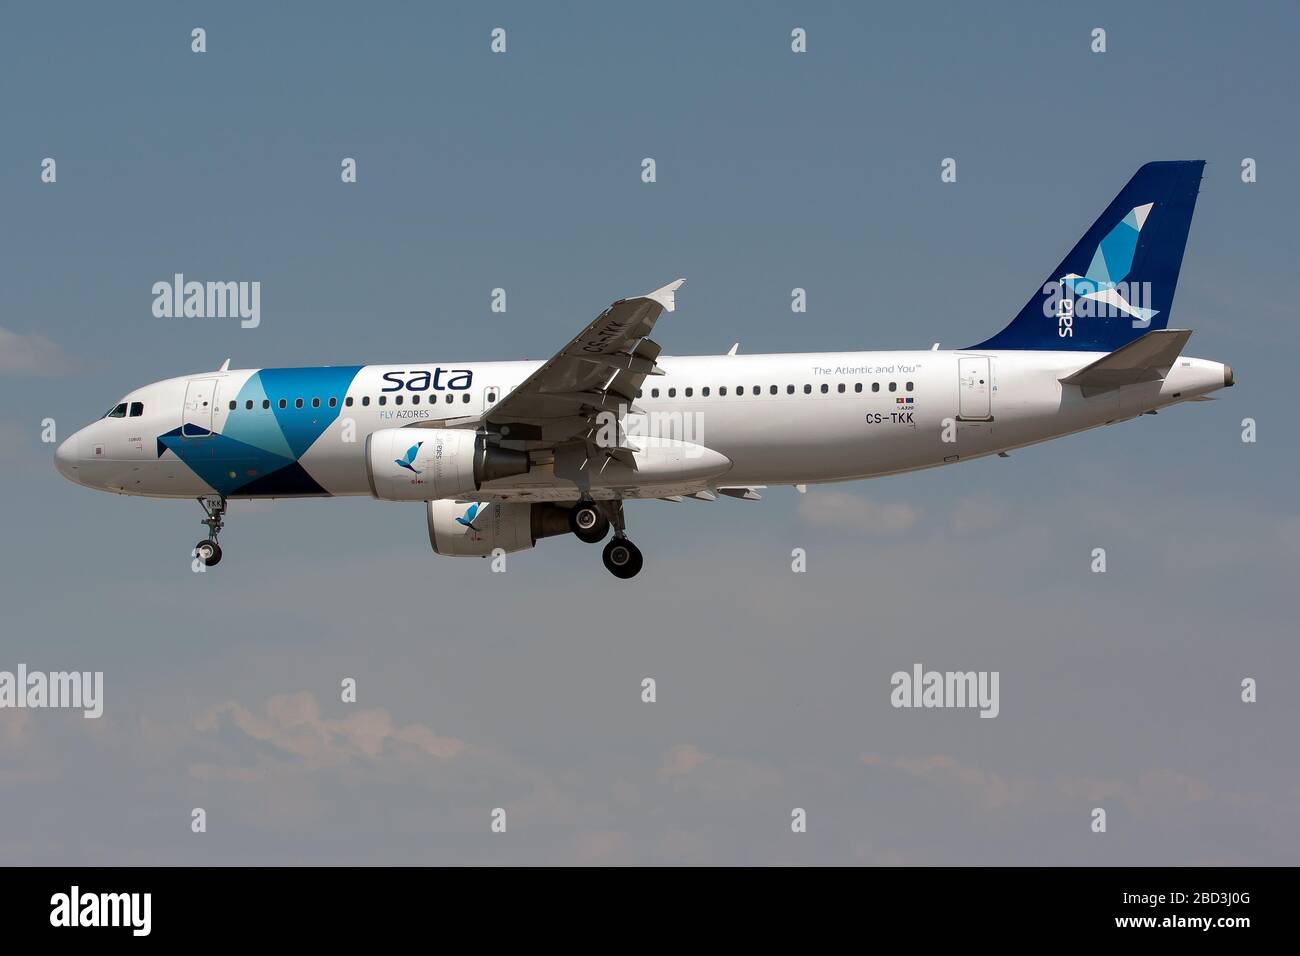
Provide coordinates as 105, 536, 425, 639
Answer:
105, 402, 127, 418
129, 402, 144, 417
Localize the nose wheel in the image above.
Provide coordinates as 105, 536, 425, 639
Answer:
195, 495, 227, 568
194, 539, 223, 567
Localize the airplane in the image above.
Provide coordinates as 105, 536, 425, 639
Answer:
54, 161, 1231, 579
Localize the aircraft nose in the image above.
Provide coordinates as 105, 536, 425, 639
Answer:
54, 434, 80, 483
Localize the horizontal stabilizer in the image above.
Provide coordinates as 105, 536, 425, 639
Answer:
1060, 328, 1192, 397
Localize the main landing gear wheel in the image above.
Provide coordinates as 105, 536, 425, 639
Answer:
195, 539, 223, 567
569, 502, 610, 544
602, 537, 643, 579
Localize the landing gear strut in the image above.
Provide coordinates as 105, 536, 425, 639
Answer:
599, 500, 643, 579
195, 494, 226, 567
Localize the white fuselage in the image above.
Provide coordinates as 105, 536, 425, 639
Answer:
54, 349, 1231, 501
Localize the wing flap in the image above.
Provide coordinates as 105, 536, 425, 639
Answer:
487, 279, 684, 445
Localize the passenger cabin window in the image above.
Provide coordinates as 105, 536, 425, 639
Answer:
889, 382, 897, 392
854, 383, 863, 393
651, 388, 660, 398
229, 400, 237, 410
279, 399, 287, 409
262, 400, 270, 409
129, 402, 144, 417
787, 385, 795, 394
378, 396, 387, 406
411, 395, 420, 405
462, 393, 470, 403
295, 398, 304, 408
329, 397, 338, 407
362, 396, 370, 407
906, 381, 914, 391
702, 387, 710, 397
872, 383, 880, 393
719, 387, 727, 396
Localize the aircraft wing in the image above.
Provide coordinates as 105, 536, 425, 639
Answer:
483, 279, 683, 445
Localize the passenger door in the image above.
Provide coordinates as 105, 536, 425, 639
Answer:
182, 379, 217, 437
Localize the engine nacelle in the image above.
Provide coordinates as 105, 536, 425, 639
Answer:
366, 428, 530, 501
427, 499, 570, 556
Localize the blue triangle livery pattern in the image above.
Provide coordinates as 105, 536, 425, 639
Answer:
157, 366, 363, 496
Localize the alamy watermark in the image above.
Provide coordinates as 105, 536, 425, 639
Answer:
891, 662, 999, 718
152, 273, 260, 328
0, 664, 103, 718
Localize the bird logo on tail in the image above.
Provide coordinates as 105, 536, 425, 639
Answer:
1060, 203, 1160, 327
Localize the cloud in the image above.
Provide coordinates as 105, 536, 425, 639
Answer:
798, 491, 920, 534
192, 690, 467, 777
659, 743, 710, 779
0, 709, 33, 754
863, 753, 1036, 809
865, 753, 1222, 818
0, 326, 76, 376
574, 829, 628, 864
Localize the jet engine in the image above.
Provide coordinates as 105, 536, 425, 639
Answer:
366, 428, 530, 501
426, 499, 570, 556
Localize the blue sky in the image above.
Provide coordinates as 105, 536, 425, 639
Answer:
0, 1, 1296, 864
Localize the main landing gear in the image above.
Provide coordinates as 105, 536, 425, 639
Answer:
569, 499, 643, 579
601, 537, 643, 580
568, 500, 611, 544
194, 494, 226, 567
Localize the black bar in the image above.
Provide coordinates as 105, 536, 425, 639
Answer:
0, 866, 1285, 940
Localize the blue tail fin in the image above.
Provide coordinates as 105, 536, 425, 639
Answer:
970, 161, 1205, 352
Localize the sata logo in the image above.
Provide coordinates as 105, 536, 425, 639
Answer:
380, 368, 474, 392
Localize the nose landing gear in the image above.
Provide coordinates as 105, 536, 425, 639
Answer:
194, 495, 227, 567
